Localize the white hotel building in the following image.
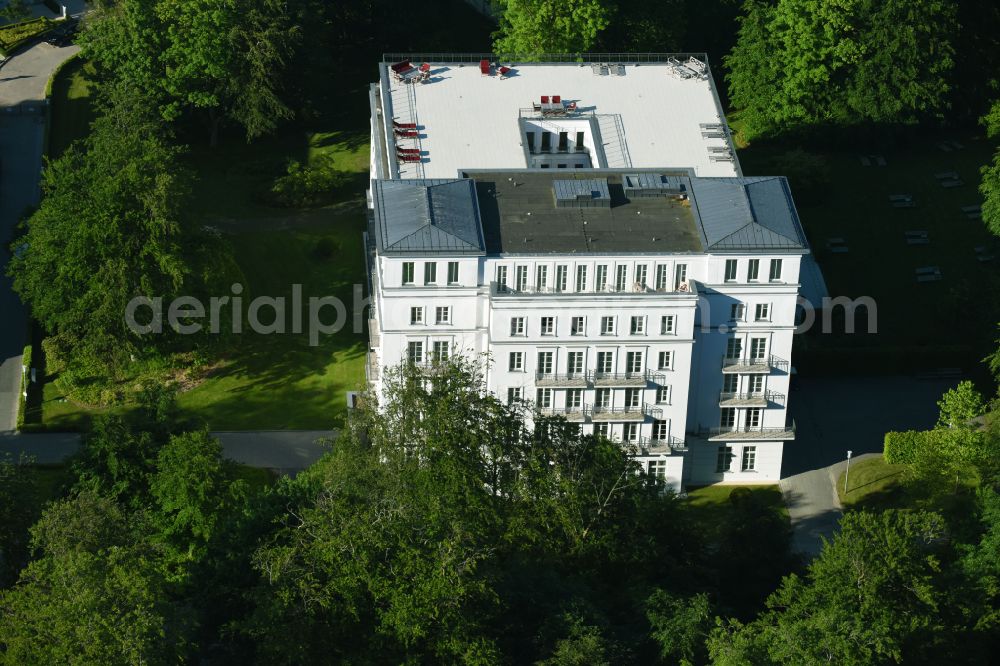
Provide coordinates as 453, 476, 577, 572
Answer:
364, 55, 806, 491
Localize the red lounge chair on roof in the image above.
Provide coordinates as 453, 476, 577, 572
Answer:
399, 154, 422, 163
396, 147, 420, 154
394, 129, 419, 138
393, 120, 417, 129
498, 66, 511, 78
420, 63, 431, 73
552, 95, 561, 104
480, 59, 490, 75
541, 95, 549, 104
390, 60, 413, 77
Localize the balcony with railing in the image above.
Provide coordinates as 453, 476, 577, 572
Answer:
637, 435, 687, 454
705, 420, 796, 441
591, 403, 660, 421
490, 280, 698, 299
721, 355, 790, 374
535, 371, 590, 387
718, 391, 785, 407
537, 404, 592, 422
591, 369, 665, 387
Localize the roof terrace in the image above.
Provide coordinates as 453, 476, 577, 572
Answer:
375, 54, 739, 181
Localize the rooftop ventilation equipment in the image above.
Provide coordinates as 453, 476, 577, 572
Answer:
553, 178, 611, 208
623, 173, 686, 198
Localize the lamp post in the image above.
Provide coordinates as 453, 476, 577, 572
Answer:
844, 450, 853, 494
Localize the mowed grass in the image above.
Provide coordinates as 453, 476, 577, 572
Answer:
736, 129, 999, 368
47, 56, 96, 158
837, 456, 908, 509
175, 216, 368, 430
686, 484, 789, 540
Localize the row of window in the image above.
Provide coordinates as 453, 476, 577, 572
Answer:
407, 341, 450, 363
720, 407, 764, 428
716, 445, 757, 472
592, 421, 671, 441
723, 258, 783, 283
402, 261, 461, 286
510, 314, 676, 337
496, 263, 688, 293
723, 374, 766, 394
410, 306, 452, 325
511, 350, 674, 373
725, 337, 768, 360
729, 303, 771, 322
510, 386, 672, 407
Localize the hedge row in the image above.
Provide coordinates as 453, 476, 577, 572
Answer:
15, 344, 32, 431
883, 430, 938, 464
0, 16, 54, 57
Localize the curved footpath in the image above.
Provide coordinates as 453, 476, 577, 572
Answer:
0, 40, 81, 433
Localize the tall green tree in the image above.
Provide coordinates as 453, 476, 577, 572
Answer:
726, 0, 957, 141
493, 0, 611, 56
80, 0, 298, 144
0, 455, 38, 588
7, 108, 238, 389
0, 492, 192, 664
980, 101, 1000, 237
707, 511, 973, 665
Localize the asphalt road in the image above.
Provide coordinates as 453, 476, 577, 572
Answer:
0, 41, 80, 432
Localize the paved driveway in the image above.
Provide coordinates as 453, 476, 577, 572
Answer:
0, 41, 80, 433
780, 375, 952, 555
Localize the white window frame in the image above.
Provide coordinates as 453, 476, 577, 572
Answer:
435, 306, 451, 325
536, 265, 548, 290
630, 315, 645, 335
507, 387, 522, 404
625, 351, 643, 374
730, 303, 745, 322
510, 317, 525, 336
596, 265, 608, 291
536, 388, 553, 408
716, 445, 733, 473
615, 265, 628, 291
755, 303, 770, 322
567, 351, 584, 374
724, 259, 737, 282
747, 259, 759, 282
769, 259, 783, 282
741, 445, 757, 471
407, 341, 423, 364
509, 352, 524, 372
515, 265, 528, 291
656, 386, 671, 404
575, 265, 588, 292
600, 316, 616, 335
540, 316, 555, 336
657, 350, 673, 370
410, 307, 423, 325
402, 262, 415, 285
660, 315, 675, 335
424, 262, 437, 285
432, 341, 450, 362
447, 261, 459, 285
570, 316, 585, 336
537, 351, 554, 375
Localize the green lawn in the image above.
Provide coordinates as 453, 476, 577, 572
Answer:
38, 50, 371, 432
735, 128, 999, 373
686, 484, 789, 539
837, 456, 908, 509
47, 56, 96, 158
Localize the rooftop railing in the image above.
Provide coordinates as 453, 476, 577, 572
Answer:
382, 53, 711, 66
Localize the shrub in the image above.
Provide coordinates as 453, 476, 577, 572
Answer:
265, 156, 352, 208
0, 17, 54, 56
883, 430, 937, 464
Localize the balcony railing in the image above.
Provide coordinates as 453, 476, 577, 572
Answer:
537, 405, 591, 421
592, 403, 659, 421
718, 390, 784, 407
637, 435, 686, 454
721, 355, 789, 374
591, 369, 665, 386
535, 371, 590, 387
705, 421, 796, 441
490, 281, 697, 298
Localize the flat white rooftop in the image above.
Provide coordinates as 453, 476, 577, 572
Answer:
377, 56, 739, 180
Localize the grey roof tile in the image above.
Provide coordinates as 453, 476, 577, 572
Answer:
372, 179, 485, 254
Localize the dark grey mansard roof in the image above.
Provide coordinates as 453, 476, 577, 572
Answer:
371, 171, 808, 256
371, 179, 486, 255
688, 176, 808, 251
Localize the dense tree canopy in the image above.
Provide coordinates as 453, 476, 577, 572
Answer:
493, 0, 611, 56
79, 0, 298, 144
981, 101, 1000, 238
726, 0, 958, 141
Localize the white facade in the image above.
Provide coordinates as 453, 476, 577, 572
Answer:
365, 57, 805, 491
